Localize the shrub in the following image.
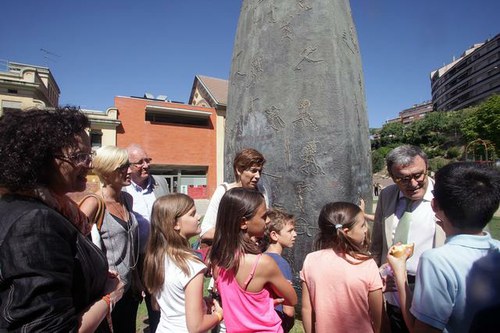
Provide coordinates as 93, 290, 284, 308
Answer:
445, 146, 462, 159
428, 157, 449, 172
372, 150, 385, 173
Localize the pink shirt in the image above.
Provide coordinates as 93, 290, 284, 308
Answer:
300, 249, 383, 333
216, 254, 283, 333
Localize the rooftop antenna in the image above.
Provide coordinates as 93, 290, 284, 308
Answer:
0, 59, 8, 71
40, 48, 60, 66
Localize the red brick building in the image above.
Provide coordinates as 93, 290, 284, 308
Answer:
115, 95, 218, 199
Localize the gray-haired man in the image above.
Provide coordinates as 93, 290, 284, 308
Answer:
370, 145, 445, 333
125, 144, 169, 333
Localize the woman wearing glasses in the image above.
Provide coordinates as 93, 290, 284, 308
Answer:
0, 107, 124, 332
80, 145, 141, 333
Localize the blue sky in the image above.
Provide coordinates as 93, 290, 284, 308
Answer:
1, 0, 498, 128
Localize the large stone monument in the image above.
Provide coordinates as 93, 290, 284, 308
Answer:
225, 0, 372, 283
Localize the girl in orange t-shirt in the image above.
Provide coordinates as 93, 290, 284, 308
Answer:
300, 202, 388, 333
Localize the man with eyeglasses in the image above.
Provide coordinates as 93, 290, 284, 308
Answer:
370, 145, 446, 333
124, 144, 169, 333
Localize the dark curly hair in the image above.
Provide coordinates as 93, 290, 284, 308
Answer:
0, 106, 90, 191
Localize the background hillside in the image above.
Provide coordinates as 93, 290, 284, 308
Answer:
371, 94, 500, 173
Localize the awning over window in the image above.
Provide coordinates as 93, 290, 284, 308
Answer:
145, 105, 212, 119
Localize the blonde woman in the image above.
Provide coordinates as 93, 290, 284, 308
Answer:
80, 145, 140, 333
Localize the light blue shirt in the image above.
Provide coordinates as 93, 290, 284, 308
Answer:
125, 177, 156, 253
411, 232, 500, 333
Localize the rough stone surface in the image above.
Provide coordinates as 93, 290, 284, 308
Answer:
225, 0, 372, 283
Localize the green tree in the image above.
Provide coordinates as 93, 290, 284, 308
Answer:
379, 122, 404, 146
460, 95, 500, 154
371, 146, 395, 173
413, 111, 450, 146
460, 106, 480, 142
371, 150, 385, 173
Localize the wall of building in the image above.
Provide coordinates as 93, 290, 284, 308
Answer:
0, 62, 59, 115
400, 101, 433, 125
115, 96, 218, 198
83, 108, 121, 147
431, 34, 500, 111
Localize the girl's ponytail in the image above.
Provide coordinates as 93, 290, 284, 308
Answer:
314, 202, 371, 262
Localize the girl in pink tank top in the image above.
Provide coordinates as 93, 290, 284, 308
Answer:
209, 188, 297, 332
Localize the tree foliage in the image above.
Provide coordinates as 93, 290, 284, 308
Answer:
460, 94, 500, 153
378, 121, 404, 146
371, 95, 500, 168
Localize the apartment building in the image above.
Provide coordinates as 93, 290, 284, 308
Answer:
399, 101, 433, 125
431, 34, 500, 111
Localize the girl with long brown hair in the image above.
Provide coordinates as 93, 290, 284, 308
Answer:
143, 194, 222, 333
209, 188, 297, 332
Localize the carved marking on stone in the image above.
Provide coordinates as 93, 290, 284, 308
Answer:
231, 51, 247, 86
266, 1, 277, 23
295, 217, 318, 237
349, 26, 359, 53
252, 3, 262, 24
264, 105, 286, 131
342, 27, 359, 55
295, 181, 313, 213
247, 55, 264, 87
342, 31, 355, 54
297, 0, 312, 11
262, 171, 283, 179
247, 98, 260, 114
284, 135, 291, 168
293, 99, 318, 130
299, 140, 325, 175
354, 95, 362, 126
253, 0, 277, 24
280, 17, 294, 41
294, 46, 324, 70
229, 122, 243, 142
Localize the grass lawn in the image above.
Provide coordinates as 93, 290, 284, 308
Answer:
489, 216, 500, 240
136, 302, 149, 333
136, 301, 306, 332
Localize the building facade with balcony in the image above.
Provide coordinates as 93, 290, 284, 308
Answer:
431, 34, 500, 111
399, 101, 433, 125
0, 61, 60, 115
384, 101, 433, 125
82, 108, 121, 148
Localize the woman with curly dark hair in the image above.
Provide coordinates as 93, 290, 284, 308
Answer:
0, 107, 124, 332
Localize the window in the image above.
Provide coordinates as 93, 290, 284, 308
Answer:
90, 130, 103, 149
145, 105, 212, 127
1, 100, 22, 112
146, 112, 209, 126
7, 89, 18, 94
